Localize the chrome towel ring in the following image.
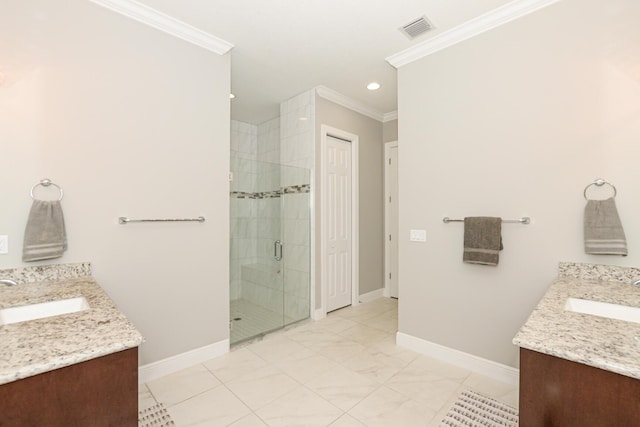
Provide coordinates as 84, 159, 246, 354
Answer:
583, 178, 616, 200
30, 178, 64, 201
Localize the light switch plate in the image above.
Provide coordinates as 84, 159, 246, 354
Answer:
409, 229, 426, 242
0, 235, 8, 254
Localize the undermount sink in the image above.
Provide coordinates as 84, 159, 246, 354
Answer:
0, 297, 90, 326
564, 297, 640, 324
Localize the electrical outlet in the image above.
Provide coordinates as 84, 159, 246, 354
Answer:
0, 235, 8, 254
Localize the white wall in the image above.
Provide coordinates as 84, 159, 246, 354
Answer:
0, 0, 231, 365
398, 0, 640, 367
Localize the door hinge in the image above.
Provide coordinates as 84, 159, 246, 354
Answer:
389, 234, 392, 241
389, 273, 392, 279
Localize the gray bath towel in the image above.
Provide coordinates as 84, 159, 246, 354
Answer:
463, 217, 503, 266
22, 200, 68, 262
584, 198, 627, 256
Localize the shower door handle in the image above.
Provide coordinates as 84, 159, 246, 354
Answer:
274, 240, 283, 261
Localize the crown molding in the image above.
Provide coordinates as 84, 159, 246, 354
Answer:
386, 0, 561, 68
383, 111, 398, 122
89, 0, 234, 55
316, 86, 397, 123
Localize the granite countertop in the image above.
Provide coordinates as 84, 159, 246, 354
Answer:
0, 263, 143, 385
513, 262, 640, 380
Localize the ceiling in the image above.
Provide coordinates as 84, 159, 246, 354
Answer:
133, 0, 513, 124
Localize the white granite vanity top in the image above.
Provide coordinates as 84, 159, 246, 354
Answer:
0, 263, 143, 385
514, 262, 640, 380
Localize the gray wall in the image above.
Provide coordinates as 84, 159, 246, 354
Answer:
383, 119, 398, 143
397, 0, 640, 367
315, 97, 384, 305
0, 0, 231, 365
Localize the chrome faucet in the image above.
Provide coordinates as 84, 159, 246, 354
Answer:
0, 279, 17, 286
633, 279, 640, 286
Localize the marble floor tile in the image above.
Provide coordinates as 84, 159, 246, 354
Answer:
316, 338, 366, 362
306, 365, 380, 411
138, 383, 157, 410
274, 348, 340, 384
400, 354, 472, 382
300, 315, 359, 334
342, 347, 409, 384
146, 364, 221, 406
139, 296, 519, 427
203, 347, 269, 384
365, 311, 399, 333
255, 385, 343, 427
228, 413, 269, 427
247, 335, 308, 363
329, 305, 385, 323
366, 335, 419, 365
226, 365, 300, 410
348, 386, 437, 427
337, 324, 391, 346
386, 371, 462, 412
166, 384, 251, 427
329, 413, 367, 427
284, 327, 346, 351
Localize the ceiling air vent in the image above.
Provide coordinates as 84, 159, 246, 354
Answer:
400, 16, 434, 40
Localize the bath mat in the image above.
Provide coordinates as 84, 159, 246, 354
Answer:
440, 390, 518, 426
139, 403, 175, 426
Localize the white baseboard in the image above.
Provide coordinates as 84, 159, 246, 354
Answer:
396, 332, 519, 387
312, 308, 326, 320
359, 288, 384, 303
138, 339, 229, 384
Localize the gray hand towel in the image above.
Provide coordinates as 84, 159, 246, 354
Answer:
22, 200, 68, 262
463, 217, 503, 266
584, 198, 627, 256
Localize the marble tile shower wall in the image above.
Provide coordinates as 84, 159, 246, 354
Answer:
280, 89, 315, 175
230, 120, 258, 301
257, 117, 280, 166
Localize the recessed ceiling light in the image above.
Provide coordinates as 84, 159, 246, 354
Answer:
229, 93, 235, 99
367, 82, 381, 91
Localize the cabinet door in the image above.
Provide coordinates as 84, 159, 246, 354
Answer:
0, 348, 138, 426
520, 348, 640, 427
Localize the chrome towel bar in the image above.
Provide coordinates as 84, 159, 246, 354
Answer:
443, 217, 530, 224
119, 216, 205, 224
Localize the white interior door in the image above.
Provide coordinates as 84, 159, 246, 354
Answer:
385, 142, 399, 298
325, 135, 352, 312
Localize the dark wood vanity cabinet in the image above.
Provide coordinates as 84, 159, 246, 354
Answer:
519, 348, 640, 426
0, 347, 138, 426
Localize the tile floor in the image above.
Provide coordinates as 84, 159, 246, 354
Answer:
139, 297, 518, 427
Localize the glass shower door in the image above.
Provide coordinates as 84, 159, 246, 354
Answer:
230, 160, 285, 344
280, 164, 311, 326
229, 159, 310, 345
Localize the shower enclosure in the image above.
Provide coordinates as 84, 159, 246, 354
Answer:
229, 158, 310, 344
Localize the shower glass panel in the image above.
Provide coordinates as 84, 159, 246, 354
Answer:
229, 158, 310, 345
